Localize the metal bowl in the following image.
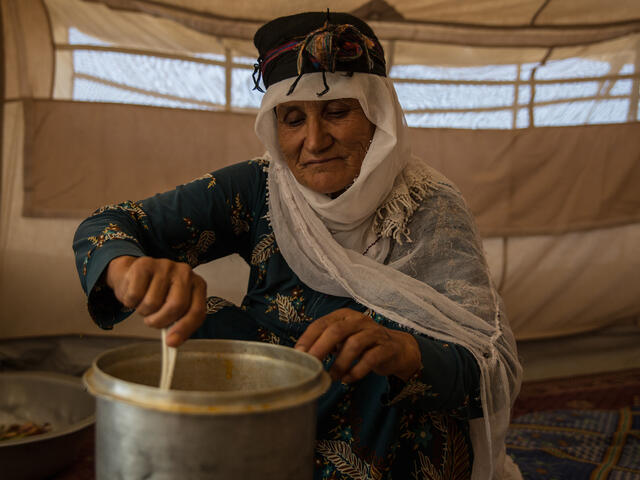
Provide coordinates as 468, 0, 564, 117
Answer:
0, 371, 95, 480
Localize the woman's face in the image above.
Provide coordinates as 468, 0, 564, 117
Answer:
275, 98, 375, 196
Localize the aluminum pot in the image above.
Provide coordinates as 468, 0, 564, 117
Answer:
83, 339, 331, 480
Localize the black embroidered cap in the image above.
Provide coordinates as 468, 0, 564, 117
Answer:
253, 11, 386, 95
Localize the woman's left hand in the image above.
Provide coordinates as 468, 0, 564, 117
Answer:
295, 308, 421, 383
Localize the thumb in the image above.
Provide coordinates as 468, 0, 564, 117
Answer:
105, 255, 138, 292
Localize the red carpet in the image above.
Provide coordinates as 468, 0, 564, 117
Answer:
512, 368, 640, 418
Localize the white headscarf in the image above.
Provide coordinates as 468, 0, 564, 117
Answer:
255, 71, 522, 480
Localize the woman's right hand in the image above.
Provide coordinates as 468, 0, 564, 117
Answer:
106, 256, 207, 347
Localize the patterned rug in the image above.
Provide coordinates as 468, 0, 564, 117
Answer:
507, 368, 640, 479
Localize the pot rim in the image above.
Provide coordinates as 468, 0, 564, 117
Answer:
83, 339, 331, 415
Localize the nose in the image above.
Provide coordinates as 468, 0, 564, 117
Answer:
304, 116, 333, 153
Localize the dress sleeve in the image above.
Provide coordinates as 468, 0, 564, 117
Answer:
385, 334, 483, 418
362, 307, 482, 418
72, 159, 267, 329
377, 181, 496, 418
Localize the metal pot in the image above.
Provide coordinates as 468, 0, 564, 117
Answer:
83, 339, 331, 479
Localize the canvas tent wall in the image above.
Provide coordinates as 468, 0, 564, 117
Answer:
1, 0, 639, 343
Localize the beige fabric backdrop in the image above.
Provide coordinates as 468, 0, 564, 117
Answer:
23, 100, 260, 218
408, 123, 640, 237
2, 0, 53, 100
2, 98, 637, 340
494, 223, 640, 340
22, 99, 640, 237
85, 0, 640, 47
85, 0, 640, 27
3, 96, 639, 340
2, 0, 640, 341
0, 102, 251, 340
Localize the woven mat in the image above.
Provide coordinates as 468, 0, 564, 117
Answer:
508, 368, 640, 479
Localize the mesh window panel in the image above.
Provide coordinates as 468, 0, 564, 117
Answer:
63, 26, 639, 129
72, 50, 225, 107
390, 56, 636, 129
405, 110, 514, 129
231, 68, 263, 109
73, 77, 211, 110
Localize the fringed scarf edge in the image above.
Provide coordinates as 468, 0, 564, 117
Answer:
373, 164, 436, 244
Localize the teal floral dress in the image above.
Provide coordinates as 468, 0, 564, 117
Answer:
74, 158, 484, 479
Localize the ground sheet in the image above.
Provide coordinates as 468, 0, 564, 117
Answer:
507, 368, 640, 479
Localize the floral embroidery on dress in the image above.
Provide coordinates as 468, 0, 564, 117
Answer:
83, 223, 140, 276
410, 414, 471, 480
389, 375, 438, 406
230, 193, 252, 236
251, 233, 279, 286
189, 172, 216, 189
206, 296, 234, 314
248, 156, 270, 172
171, 217, 216, 267
91, 201, 149, 229
87, 223, 139, 250
250, 233, 277, 265
328, 392, 354, 443
265, 287, 312, 325
414, 451, 440, 479
257, 327, 281, 345
275, 294, 307, 323
316, 440, 377, 480
400, 412, 432, 449
448, 392, 480, 420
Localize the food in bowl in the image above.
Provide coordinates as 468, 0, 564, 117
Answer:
0, 421, 52, 441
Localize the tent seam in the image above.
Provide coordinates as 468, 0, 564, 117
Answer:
530, 0, 553, 26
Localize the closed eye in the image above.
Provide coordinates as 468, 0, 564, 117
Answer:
281, 112, 305, 127
326, 109, 349, 119
284, 117, 304, 127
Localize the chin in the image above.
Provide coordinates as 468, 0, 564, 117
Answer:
302, 175, 351, 195
309, 181, 350, 195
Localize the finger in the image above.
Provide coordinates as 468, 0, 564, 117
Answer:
118, 260, 154, 309
143, 272, 192, 328
342, 345, 395, 383
295, 308, 363, 353
105, 255, 137, 291
166, 277, 207, 347
305, 316, 365, 362
136, 270, 171, 316
295, 315, 331, 353
385, 331, 422, 381
329, 330, 380, 380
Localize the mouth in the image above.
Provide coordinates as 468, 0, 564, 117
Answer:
301, 157, 341, 166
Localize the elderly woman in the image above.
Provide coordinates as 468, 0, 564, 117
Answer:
73, 11, 521, 480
